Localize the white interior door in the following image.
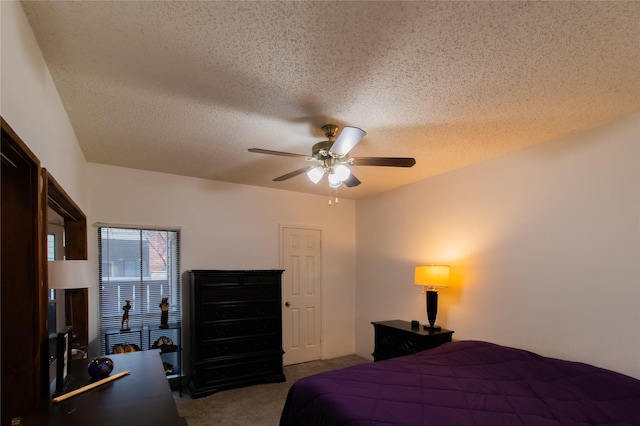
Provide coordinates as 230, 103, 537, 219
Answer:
281, 226, 322, 365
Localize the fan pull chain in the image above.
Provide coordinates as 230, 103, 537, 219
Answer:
328, 187, 339, 206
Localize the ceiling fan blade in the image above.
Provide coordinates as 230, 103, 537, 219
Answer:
330, 126, 366, 156
248, 148, 307, 158
343, 173, 361, 187
273, 166, 315, 182
351, 157, 416, 167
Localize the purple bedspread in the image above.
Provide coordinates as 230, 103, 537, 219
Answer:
279, 341, 640, 426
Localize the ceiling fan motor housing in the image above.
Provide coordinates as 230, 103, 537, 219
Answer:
313, 124, 342, 160
321, 124, 339, 139
311, 140, 334, 159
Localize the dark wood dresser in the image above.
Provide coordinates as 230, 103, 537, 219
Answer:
371, 320, 454, 361
188, 270, 286, 398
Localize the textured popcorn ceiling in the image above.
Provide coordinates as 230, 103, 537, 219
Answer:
21, 1, 640, 199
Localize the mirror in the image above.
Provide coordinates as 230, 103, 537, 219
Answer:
45, 171, 88, 375
48, 207, 65, 331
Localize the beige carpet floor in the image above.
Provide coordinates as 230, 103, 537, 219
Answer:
174, 355, 370, 426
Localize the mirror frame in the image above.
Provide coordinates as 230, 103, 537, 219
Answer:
45, 170, 89, 351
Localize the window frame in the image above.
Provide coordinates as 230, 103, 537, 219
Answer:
97, 225, 181, 355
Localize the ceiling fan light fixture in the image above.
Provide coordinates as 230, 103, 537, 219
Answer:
328, 171, 342, 188
333, 164, 351, 181
307, 166, 325, 184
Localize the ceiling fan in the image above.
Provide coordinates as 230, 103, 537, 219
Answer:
248, 124, 416, 189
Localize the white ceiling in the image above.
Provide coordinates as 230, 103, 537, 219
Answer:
21, 1, 640, 199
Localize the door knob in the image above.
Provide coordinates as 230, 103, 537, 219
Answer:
285, 301, 290, 307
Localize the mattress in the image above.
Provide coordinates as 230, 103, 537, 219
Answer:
279, 340, 640, 425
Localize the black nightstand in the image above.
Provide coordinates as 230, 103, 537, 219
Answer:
371, 320, 454, 361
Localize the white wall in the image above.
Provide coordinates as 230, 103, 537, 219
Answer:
355, 113, 640, 379
1, 1, 88, 209
87, 164, 357, 361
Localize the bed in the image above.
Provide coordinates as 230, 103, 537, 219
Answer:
279, 340, 640, 425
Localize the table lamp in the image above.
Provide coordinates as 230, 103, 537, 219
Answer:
48, 259, 93, 350
48, 260, 93, 290
414, 265, 449, 330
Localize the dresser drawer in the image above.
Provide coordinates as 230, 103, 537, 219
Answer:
200, 301, 280, 321
375, 325, 398, 348
190, 354, 285, 397
199, 334, 282, 360
201, 318, 281, 339
193, 271, 280, 286
375, 325, 422, 354
198, 354, 283, 384
199, 282, 279, 303
194, 273, 241, 286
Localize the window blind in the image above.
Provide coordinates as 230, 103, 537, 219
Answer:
98, 226, 181, 355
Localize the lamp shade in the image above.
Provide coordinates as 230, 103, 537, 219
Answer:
306, 166, 325, 184
48, 260, 94, 289
328, 171, 342, 188
333, 164, 351, 181
414, 265, 450, 289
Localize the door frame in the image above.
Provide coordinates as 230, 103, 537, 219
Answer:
1, 117, 89, 423
1, 117, 46, 423
279, 223, 325, 362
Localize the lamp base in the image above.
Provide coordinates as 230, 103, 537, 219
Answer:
423, 324, 441, 331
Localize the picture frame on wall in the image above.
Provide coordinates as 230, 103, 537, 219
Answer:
54, 326, 73, 395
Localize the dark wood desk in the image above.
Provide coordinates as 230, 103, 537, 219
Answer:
26, 350, 186, 425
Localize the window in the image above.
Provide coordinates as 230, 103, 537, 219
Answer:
47, 233, 57, 328
98, 226, 181, 355
47, 234, 56, 261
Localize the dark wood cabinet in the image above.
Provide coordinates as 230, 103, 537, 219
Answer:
188, 270, 285, 398
371, 320, 454, 361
